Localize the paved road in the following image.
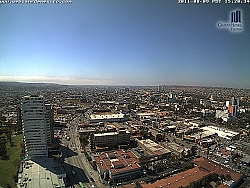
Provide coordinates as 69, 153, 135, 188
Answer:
61, 117, 105, 188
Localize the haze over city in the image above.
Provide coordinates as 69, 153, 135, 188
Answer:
0, 1, 250, 88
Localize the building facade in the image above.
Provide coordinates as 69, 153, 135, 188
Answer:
45, 104, 54, 147
22, 95, 48, 158
90, 130, 130, 150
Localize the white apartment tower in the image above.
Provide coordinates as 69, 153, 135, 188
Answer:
22, 95, 48, 158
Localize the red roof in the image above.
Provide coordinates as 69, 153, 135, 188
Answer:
192, 157, 242, 181
94, 150, 141, 174
143, 166, 209, 188
142, 157, 243, 188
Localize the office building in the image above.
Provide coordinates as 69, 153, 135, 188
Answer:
22, 95, 48, 158
90, 130, 130, 150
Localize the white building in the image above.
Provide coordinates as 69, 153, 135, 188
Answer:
22, 95, 48, 158
215, 109, 235, 122
201, 126, 240, 140
89, 113, 128, 123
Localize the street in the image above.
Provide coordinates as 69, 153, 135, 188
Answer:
60, 117, 104, 188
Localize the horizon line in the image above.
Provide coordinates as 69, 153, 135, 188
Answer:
1, 80, 249, 90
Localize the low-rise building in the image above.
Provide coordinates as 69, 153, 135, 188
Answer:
89, 113, 128, 123
90, 130, 130, 150
94, 150, 142, 182
201, 126, 240, 140
143, 157, 243, 188
137, 139, 171, 160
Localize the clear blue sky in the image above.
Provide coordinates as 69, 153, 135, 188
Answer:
0, 1, 250, 88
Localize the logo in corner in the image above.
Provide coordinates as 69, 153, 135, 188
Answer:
217, 10, 243, 33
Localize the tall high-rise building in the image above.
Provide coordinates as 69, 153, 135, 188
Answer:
22, 95, 48, 158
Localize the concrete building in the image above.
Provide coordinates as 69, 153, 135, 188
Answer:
201, 125, 240, 140
215, 109, 235, 122
90, 130, 130, 150
137, 139, 171, 160
94, 150, 142, 182
89, 113, 128, 124
22, 95, 48, 158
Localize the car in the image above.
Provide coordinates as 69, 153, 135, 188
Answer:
72, 171, 76, 175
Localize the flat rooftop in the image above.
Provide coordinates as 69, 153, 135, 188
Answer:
17, 157, 65, 188
138, 139, 171, 156
90, 113, 125, 120
201, 126, 239, 140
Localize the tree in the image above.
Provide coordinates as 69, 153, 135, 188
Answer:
91, 161, 97, 170
225, 174, 231, 180
186, 149, 192, 158
80, 135, 89, 147
187, 182, 196, 188
140, 155, 150, 168
0, 136, 7, 159
155, 134, 163, 143
135, 181, 142, 188
181, 150, 186, 159
7, 127, 12, 144
220, 174, 225, 181
153, 162, 164, 172
181, 162, 194, 171
191, 146, 197, 156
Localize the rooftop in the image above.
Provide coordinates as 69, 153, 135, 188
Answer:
17, 157, 65, 188
142, 166, 210, 188
143, 157, 243, 188
90, 113, 125, 120
94, 150, 141, 175
201, 126, 239, 140
137, 139, 171, 156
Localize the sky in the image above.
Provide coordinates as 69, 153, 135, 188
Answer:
0, 1, 250, 88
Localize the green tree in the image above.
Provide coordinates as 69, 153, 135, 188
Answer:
181, 162, 194, 171
0, 136, 7, 159
135, 181, 142, 188
225, 174, 231, 180
7, 127, 12, 145
155, 134, 163, 143
91, 161, 97, 170
80, 135, 89, 147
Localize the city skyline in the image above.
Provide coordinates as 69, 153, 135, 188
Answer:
1, 1, 250, 89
